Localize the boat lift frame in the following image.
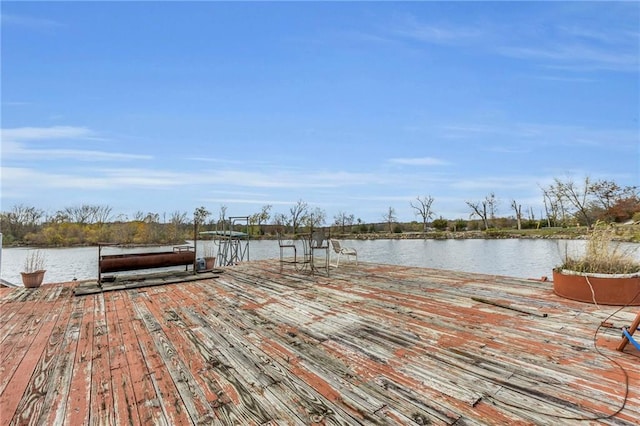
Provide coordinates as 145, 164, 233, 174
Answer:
200, 216, 250, 267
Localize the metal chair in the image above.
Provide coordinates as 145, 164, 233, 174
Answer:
309, 230, 330, 275
277, 232, 297, 271
330, 239, 358, 267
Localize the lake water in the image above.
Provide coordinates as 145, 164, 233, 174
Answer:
2, 239, 639, 286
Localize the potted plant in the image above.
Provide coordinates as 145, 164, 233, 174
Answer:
553, 224, 640, 306
203, 244, 216, 270
21, 250, 47, 288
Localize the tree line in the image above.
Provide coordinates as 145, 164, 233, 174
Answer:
1, 176, 638, 247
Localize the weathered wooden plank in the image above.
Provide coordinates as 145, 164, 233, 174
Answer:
88, 293, 115, 426
182, 279, 365, 423
200, 273, 458, 424
112, 290, 167, 425
125, 296, 181, 425
37, 294, 86, 426
0, 290, 44, 344
135, 287, 219, 424
0, 287, 71, 421
219, 264, 640, 424
168, 283, 300, 424
63, 293, 95, 426
128, 291, 195, 425
103, 291, 142, 426
183, 306, 303, 424
192, 290, 387, 424
0, 287, 64, 362
180, 283, 336, 424
6, 288, 73, 425
250, 264, 640, 424
1, 261, 639, 425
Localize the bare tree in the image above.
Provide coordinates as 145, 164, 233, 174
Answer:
541, 177, 637, 226
589, 179, 639, 219
552, 176, 593, 227
250, 204, 272, 235
60, 204, 112, 224
540, 184, 562, 227
6, 204, 44, 226
382, 206, 396, 233
410, 195, 435, 234
511, 200, 522, 230
487, 192, 498, 221
0, 204, 44, 241
144, 212, 160, 224
193, 206, 210, 231
63, 205, 93, 224
289, 200, 308, 235
466, 201, 488, 230
218, 205, 228, 225
49, 210, 71, 224
304, 207, 326, 234
192, 206, 211, 247
171, 210, 188, 226
333, 211, 355, 234
169, 210, 188, 241
273, 212, 289, 231
466, 193, 497, 230
93, 205, 113, 224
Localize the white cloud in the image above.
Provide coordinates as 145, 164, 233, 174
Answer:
1, 125, 151, 161
385, 11, 638, 73
2, 167, 113, 190
388, 157, 450, 166
8, 147, 151, 161
390, 15, 484, 45
2, 126, 93, 141
353, 194, 418, 203
439, 121, 638, 150
450, 176, 545, 192
497, 44, 638, 72
199, 198, 292, 205
1, 165, 386, 194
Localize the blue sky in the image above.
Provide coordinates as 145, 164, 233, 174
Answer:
2, 1, 638, 224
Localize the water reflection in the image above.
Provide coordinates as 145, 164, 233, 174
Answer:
1, 239, 638, 286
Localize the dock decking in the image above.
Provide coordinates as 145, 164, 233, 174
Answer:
1, 261, 638, 425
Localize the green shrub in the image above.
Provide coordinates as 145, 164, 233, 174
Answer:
453, 219, 467, 231
521, 220, 539, 229
432, 218, 448, 231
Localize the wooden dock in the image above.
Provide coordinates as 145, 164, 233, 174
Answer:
1, 260, 638, 425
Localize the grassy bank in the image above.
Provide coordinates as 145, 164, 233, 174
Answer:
301, 224, 640, 243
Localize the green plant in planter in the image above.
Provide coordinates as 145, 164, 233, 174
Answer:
557, 224, 640, 275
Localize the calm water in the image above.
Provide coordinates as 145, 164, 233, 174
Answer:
2, 239, 639, 286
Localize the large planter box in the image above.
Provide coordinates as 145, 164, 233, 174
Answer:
553, 269, 640, 306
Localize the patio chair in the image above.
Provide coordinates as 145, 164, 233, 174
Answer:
330, 239, 357, 267
277, 232, 297, 271
309, 230, 330, 275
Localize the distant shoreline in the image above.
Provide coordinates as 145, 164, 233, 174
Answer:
5, 225, 639, 248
